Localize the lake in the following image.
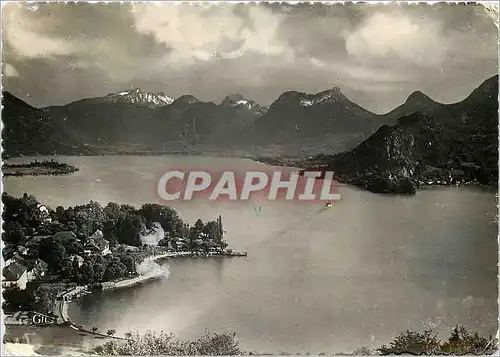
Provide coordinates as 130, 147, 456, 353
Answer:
3, 155, 498, 354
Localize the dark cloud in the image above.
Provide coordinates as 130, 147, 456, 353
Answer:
2, 2, 498, 113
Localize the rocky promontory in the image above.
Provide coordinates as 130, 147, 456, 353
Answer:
257, 75, 498, 196
258, 110, 497, 195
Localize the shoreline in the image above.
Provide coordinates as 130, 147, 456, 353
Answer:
49, 249, 247, 340
3, 150, 258, 161
252, 156, 497, 195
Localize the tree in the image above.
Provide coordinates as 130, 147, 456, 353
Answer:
31, 284, 60, 314
103, 220, 119, 244
2, 193, 40, 230
21, 193, 41, 228
203, 221, 219, 241
120, 204, 137, 214
103, 202, 121, 221
38, 238, 67, 272
66, 220, 78, 233
102, 202, 122, 243
116, 213, 144, 246
139, 204, 183, 234
377, 327, 498, 356
441, 325, 496, 355
378, 329, 441, 355
193, 219, 204, 232
3, 283, 60, 315
2, 221, 25, 245
61, 257, 77, 280
157, 238, 169, 247
352, 347, 372, 355
54, 234, 83, 256
80, 261, 95, 284
93, 263, 105, 283
2, 287, 33, 312
74, 201, 104, 237
55, 206, 66, 222
2, 245, 16, 260
103, 259, 128, 282
92, 330, 241, 355
117, 254, 136, 274
188, 219, 205, 249
194, 331, 241, 355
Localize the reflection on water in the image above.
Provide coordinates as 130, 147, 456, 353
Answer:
4, 156, 498, 353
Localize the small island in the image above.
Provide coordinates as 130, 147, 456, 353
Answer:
3, 160, 79, 177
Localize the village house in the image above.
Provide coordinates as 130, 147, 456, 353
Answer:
208, 240, 223, 253
68, 254, 85, 268
17, 245, 30, 256
4, 246, 30, 269
175, 237, 188, 250
84, 230, 110, 256
25, 259, 49, 281
3, 261, 28, 290
122, 244, 140, 253
37, 204, 52, 224
5, 245, 30, 265
199, 232, 210, 240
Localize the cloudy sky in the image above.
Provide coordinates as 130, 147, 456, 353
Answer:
2, 1, 498, 113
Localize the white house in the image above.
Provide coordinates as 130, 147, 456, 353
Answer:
68, 255, 84, 268
17, 245, 29, 256
37, 204, 52, 224
84, 230, 110, 256
3, 262, 28, 290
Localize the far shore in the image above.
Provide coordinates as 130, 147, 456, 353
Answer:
2, 147, 304, 162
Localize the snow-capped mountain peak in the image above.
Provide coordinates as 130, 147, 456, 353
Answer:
299, 87, 347, 107
275, 87, 347, 108
221, 93, 267, 115
104, 89, 174, 107
222, 94, 250, 107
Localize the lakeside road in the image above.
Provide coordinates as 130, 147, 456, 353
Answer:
149, 250, 248, 260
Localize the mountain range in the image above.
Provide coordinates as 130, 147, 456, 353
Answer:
86, 88, 175, 107
250, 87, 379, 143
2, 75, 498, 159
292, 75, 499, 194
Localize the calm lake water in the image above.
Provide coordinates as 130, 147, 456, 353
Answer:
3, 155, 498, 353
